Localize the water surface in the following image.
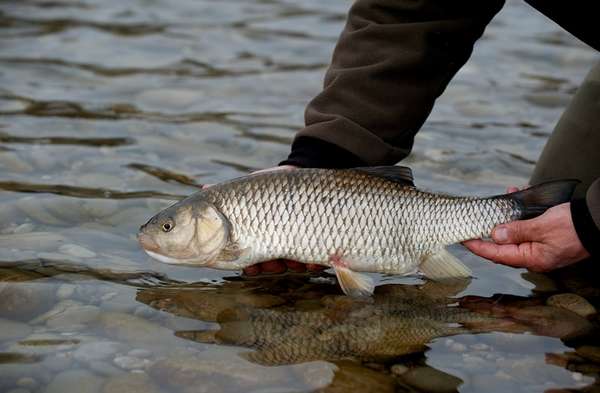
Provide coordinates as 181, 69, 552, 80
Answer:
1, 0, 599, 392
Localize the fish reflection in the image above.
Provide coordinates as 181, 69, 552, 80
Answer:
137, 276, 587, 366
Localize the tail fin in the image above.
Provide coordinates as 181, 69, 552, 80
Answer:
505, 179, 579, 219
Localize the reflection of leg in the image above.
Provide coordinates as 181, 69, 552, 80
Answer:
530, 61, 600, 199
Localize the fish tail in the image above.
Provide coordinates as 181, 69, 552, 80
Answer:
504, 179, 579, 219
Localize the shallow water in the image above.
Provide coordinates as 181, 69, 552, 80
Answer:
1, 0, 599, 392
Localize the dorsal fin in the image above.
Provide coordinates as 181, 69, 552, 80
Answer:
352, 166, 414, 186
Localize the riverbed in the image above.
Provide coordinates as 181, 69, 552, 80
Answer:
1, 0, 599, 392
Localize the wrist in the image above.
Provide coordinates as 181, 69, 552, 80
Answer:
570, 198, 600, 258
280, 136, 367, 169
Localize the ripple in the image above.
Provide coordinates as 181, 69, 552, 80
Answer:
210, 159, 259, 173
126, 163, 204, 187
0, 180, 184, 200
0, 259, 183, 287
0, 131, 133, 147
0, 352, 42, 364
0, 57, 327, 79
0, 14, 165, 37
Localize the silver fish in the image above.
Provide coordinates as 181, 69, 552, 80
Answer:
136, 280, 500, 365
138, 166, 577, 296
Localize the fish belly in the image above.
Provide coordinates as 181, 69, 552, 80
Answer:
238, 224, 428, 275
216, 170, 517, 273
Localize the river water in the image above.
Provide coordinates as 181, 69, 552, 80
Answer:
1, 0, 599, 392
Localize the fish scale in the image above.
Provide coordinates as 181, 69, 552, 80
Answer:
205, 169, 520, 274
140, 167, 576, 295
217, 303, 490, 365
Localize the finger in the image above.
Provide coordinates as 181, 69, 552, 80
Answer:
243, 264, 261, 276
307, 263, 325, 272
506, 186, 519, 193
283, 259, 307, 272
491, 218, 540, 245
259, 260, 288, 274
202, 183, 214, 189
462, 239, 533, 268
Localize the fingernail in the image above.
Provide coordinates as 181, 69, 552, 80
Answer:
494, 227, 508, 242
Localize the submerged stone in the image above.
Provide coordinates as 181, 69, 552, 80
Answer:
390, 364, 409, 376
291, 361, 337, 390
0, 152, 34, 173
399, 366, 463, 393
56, 284, 76, 300
41, 352, 74, 372
321, 361, 394, 393
0, 232, 65, 251
0, 283, 55, 321
102, 373, 162, 393
149, 352, 289, 389
0, 319, 33, 342
58, 244, 97, 259
5, 388, 31, 393
45, 370, 104, 393
16, 198, 63, 225
546, 293, 596, 318
575, 346, 600, 364
521, 272, 558, 293
98, 312, 174, 344
16, 377, 38, 389
46, 305, 100, 329
113, 355, 151, 370
73, 341, 127, 363
88, 360, 123, 377
81, 200, 120, 219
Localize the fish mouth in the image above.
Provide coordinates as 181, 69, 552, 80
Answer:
137, 232, 211, 267
137, 232, 161, 253
143, 249, 211, 267
143, 249, 188, 265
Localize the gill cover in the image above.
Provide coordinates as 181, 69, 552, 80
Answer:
194, 201, 231, 262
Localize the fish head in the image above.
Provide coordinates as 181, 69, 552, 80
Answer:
138, 199, 230, 266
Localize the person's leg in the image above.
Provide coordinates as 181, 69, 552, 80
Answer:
530, 61, 600, 199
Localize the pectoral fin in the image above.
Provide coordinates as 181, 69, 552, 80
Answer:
332, 264, 375, 298
419, 248, 472, 280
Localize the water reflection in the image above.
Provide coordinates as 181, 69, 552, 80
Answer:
0, 259, 180, 287
2, 0, 600, 391
136, 273, 599, 391
0, 259, 598, 392
139, 277, 590, 356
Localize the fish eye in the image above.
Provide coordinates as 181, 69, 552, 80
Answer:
162, 221, 174, 232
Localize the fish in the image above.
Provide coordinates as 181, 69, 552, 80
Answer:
136, 279, 528, 365
138, 166, 577, 297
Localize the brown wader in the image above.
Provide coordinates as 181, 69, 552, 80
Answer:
281, 0, 600, 256
531, 61, 600, 199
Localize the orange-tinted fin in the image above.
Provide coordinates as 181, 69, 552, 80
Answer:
419, 248, 471, 281
332, 264, 374, 297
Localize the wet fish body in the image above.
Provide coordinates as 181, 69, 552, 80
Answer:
138, 167, 577, 296
137, 280, 507, 365
202, 302, 483, 365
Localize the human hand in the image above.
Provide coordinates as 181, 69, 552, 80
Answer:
463, 186, 590, 272
203, 165, 325, 276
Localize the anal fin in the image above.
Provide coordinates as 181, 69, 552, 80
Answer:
420, 248, 472, 281
330, 256, 374, 297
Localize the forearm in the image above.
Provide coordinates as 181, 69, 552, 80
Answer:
571, 178, 600, 257
283, 0, 505, 168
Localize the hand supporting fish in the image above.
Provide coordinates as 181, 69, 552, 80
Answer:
463, 186, 590, 271
138, 166, 577, 296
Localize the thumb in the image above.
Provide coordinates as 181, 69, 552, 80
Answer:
492, 219, 538, 244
